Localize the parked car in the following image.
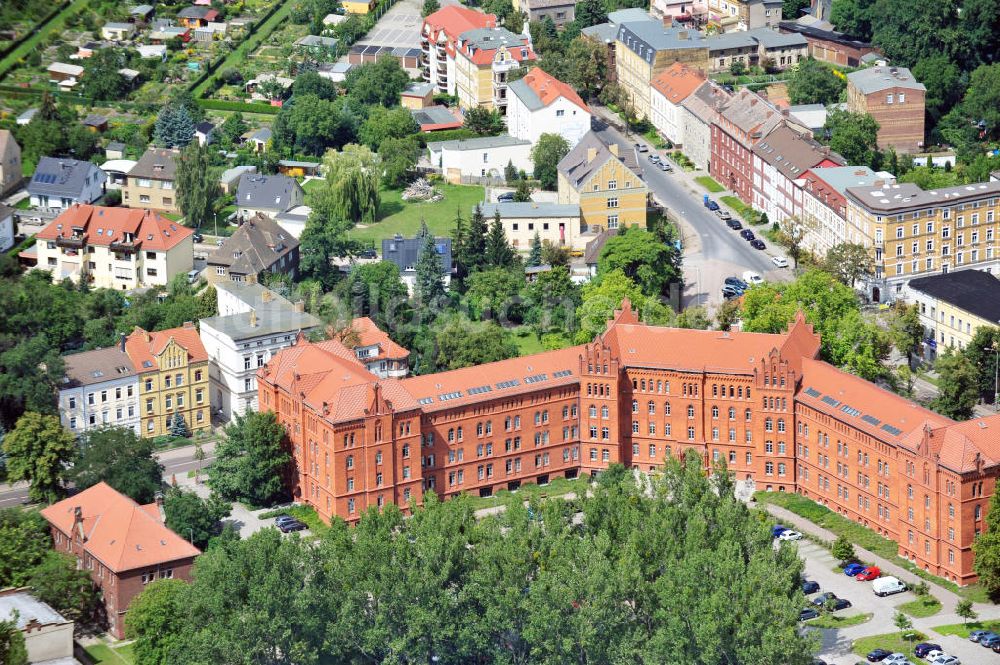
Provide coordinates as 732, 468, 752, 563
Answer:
635, 142, 648, 152
969, 629, 990, 642
192, 232, 204, 243
750, 239, 767, 250
923, 651, 944, 661
722, 285, 742, 300
705, 199, 720, 211
913, 643, 941, 658
740, 229, 756, 241
726, 218, 743, 230
273, 515, 294, 524
843, 563, 867, 577
855, 566, 881, 581
771, 256, 789, 268
829, 598, 852, 611
866, 649, 893, 662
715, 208, 732, 220
883, 655, 911, 665
278, 519, 307, 533
801, 579, 820, 594
648, 153, 661, 163
771, 525, 788, 537
811, 592, 838, 607
742, 271, 763, 285
929, 656, 959, 665
358, 248, 378, 259
724, 277, 748, 291
778, 530, 802, 541
872, 576, 908, 596
979, 633, 1000, 648
799, 607, 819, 621
497, 192, 515, 202
659, 162, 672, 171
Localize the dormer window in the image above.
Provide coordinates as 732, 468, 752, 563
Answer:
233, 251, 241, 259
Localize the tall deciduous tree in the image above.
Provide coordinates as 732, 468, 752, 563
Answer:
931, 348, 980, 420
80, 48, 129, 101
126, 579, 189, 665
962, 327, 1000, 401
466, 268, 524, 322
597, 225, 681, 297
175, 141, 220, 229
319, 144, 381, 225
463, 107, 506, 136
2, 412, 76, 503
823, 242, 873, 288
0, 508, 51, 588
575, 0, 607, 28
788, 57, 846, 106
344, 58, 412, 107
71, 426, 163, 504
530, 133, 570, 190
887, 304, 923, 365
960, 64, 1000, 140
823, 109, 881, 168
565, 37, 608, 100
0, 619, 27, 665
28, 552, 101, 626
209, 411, 290, 507
164, 488, 231, 549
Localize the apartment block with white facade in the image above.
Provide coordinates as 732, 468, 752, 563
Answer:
798, 165, 889, 257
199, 282, 321, 420
59, 341, 141, 436
506, 67, 592, 147
420, 6, 497, 95
649, 62, 706, 148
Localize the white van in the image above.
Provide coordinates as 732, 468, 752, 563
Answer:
872, 576, 907, 597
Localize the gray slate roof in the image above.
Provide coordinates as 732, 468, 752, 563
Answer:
479, 202, 581, 218
805, 165, 881, 194
208, 213, 299, 277
457, 27, 527, 50
427, 134, 531, 152
62, 345, 137, 388
403, 81, 435, 97
847, 66, 925, 95
28, 157, 103, 198
202, 282, 320, 341
178, 6, 215, 18
617, 21, 706, 56
909, 270, 1000, 325
0, 591, 68, 629
381, 232, 452, 274
412, 105, 462, 127
557, 130, 642, 188
296, 34, 338, 48
128, 147, 179, 180
507, 78, 543, 111
581, 22, 616, 42
236, 173, 303, 212
746, 27, 807, 48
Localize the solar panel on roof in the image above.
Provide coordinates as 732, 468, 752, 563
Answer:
553, 369, 573, 378
881, 424, 903, 436
418, 397, 433, 405
821, 395, 841, 407
524, 373, 548, 384
467, 385, 492, 395
495, 379, 520, 389
438, 391, 462, 401
861, 414, 881, 427
804, 387, 820, 398
841, 404, 861, 417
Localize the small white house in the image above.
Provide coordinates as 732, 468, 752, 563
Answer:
506, 67, 592, 148
426, 134, 533, 184
101, 22, 136, 41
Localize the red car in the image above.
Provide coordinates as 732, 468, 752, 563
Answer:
855, 566, 881, 581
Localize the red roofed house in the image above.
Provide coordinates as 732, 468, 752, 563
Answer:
420, 6, 497, 96
507, 66, 592, 147
346, 316, 410, 379
261, 299, 1000, 585
649, 62, 706, 148
710, 88, 784, 206
34, 204, 194, 289
453, 27, 536, 113
41, 482, 200, 638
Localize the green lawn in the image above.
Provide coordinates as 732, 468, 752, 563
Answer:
462, 475, 591, 511
851, 631, 927, 662
14, 197, 31, 210
512, 327, 545, 356
695, 176, 725, 193
259, 504, 330, 536
897, 596, 942, 618
84, 643, 135, 665
755, 491, 991, 603
348, 184, 486, 244
932, 619, 1000, 638
806, 612, 873, 629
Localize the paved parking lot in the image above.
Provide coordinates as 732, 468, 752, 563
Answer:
353, 0, 461, 49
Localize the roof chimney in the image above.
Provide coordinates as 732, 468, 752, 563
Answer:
609, 143, 619, 157
119, 333, 126, 353
154, 491, 166, 523
73, 506, 86, 542
586, 147, 597, 163
249, 309, 257, 327
262, 289, 273, 303
294, 300, 305, 313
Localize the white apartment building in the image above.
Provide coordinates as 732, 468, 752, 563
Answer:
649, 63, 706, 148
798, 166, 888, 256
199, 282, 321, 420
420, 6, 497, 95
506, 67, 592, 147
59, 341, 141, 436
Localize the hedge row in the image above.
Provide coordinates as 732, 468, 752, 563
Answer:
0, 0, 73, 80
197, 98, 281, 114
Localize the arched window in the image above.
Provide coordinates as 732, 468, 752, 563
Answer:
728, 407, 736, 420
777, 419, 786, 433
765, 418, 773, 432
664, 401, 671, 416
589, 404, 597, 417
641, 379, 646, 391
687, 405, 695, 418
601, 405, 609, 418
346, 455, 354, 469
632, 399, 638, 413
647, 400, 655, 414
712, 405, 719, 418
448, 428, 455, 441
745, 409, 752, 422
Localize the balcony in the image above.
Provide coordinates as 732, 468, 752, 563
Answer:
110, 240, 136, 253
56, 236, 85, 249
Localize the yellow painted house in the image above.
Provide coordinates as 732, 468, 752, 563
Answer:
126, 323, 211, 438
557, 131, 649, 232
908, 269, 1000, 361
342, 0, 375, 14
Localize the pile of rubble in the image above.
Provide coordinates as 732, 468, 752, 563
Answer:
401, 178, 443, 202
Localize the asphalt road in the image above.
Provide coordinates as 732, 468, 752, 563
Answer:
591, 118, 792, 309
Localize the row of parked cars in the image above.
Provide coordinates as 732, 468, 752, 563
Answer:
866, 645, 960, 664
647, 152, 674, 172
273, 514, 307, 533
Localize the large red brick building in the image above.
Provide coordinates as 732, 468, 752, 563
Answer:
260, 303, 1000, 585
41, 482, 200, 638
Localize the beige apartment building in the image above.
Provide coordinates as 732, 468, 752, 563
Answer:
453, 27, 536, 113
844, 179, 1000, 302
123, 147, 180, 214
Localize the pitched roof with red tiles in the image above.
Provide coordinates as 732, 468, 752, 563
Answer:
926, 416, 1000, 474
455, 27, 536, 66
422, 5, 496, 57
352, 317, 410, 361
125, 322, 208, 373
650, 62, 706, 106
36, 204, 193, 252
517, 67, 590, 114
40, 482, 199, 573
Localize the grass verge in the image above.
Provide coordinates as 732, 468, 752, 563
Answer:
512, 327, 545, 356
84, 643, 135, 665
931, 619, 1000, 638
259, 504, 330, 536
348, 184, 485, 244
695, 176, 725, 193
852, 631, 927, 661
897, 596, 942, 618
462, 475, 590, 511
755, 491, 990, 603
806, 612, 873, 629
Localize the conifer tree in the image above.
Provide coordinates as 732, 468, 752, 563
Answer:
451, 208, 468, 284
485, 210, 517, 269
154, 104, 195, 149
415, 220, 446, 306
528, 232, 543, 267
464, 204, 488, 274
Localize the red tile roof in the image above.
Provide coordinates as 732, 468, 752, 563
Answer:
40, 482, 199, 573
126, 322, 208, 373
927, 416, 1000, 473
36, 204, 193, 252
352, 317, 410, 361
520, 67, 590, 113
422, 6, 496, 57
650, 62, 706, 105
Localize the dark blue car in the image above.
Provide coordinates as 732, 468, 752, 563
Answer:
772, 525, 788, 537
705, 199, 720, 211
843, 563, 867, 576
801, 580, 820, 594
981, 632, 1000, 648
913, 643, 941, 658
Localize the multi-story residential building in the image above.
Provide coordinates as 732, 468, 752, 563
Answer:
420, 6, 497, 96
0, 130, 22, 198
707, 0, 781, 32
34, 205, 194, 289
710, 88, 783, 205
615, 20, 710, 120
27, 157, 106, 212
41, 483, 199, 638
649, 62, 706, 147
798, 165, 886, 256
581, 9, 655, 85
908, 270, 1000, 361
557, 130, 648, 232
454, 27, 537, 113
59, 340, 141, 436
750, 123, 842, 225
513, 0, 575, 26
123, 147, 179, 214
350, 316, 411, 378
777, 19, 881, 67
235, 173, 304, 220
260, 300, 1000, 585
127, 322, 211, 437
678, 79, 731, 171
846, 66, 926, 153
381, 230, 453, 294
506, 67, 592, 147
844, 179, 1000, 302
705, 27, 807, 72
207, 213, 300, 284
200, 281, 321, 420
